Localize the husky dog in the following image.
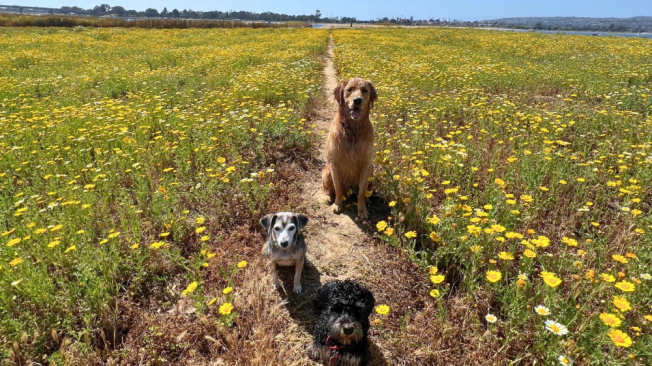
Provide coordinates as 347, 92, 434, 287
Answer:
260, 212, 311, 294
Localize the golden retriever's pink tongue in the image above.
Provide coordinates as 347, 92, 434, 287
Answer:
351, 109, 361, 119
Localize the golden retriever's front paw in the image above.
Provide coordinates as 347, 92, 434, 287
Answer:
331, 203, 342, 214
357, 204, 369, 219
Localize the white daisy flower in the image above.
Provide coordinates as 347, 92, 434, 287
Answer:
534, 305, 550, 316
485, 314, 497, 323
545, 320, 569, 335
641, 273, 651, 280
558, 355, 573, 365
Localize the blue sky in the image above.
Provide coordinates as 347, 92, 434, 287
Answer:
16, 0, 652, 21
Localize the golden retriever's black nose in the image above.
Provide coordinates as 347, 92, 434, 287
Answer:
353, 97, 363, 105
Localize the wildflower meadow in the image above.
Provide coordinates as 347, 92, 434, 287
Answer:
0, 25, 650, 365
334, 28, 652, 364
0, 27, 328, 362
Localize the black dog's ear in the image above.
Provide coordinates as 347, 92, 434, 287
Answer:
369, 82, 378, 109
314, 283, 330, 314
260, 213, 278, 233
296, 214, 308, 231
361, 288, 375, 317
333, 80, 348, 107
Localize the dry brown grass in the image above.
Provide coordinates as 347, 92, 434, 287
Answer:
57, 159, 313, 365
53, 128, 514, 366
57, 152, 495, 366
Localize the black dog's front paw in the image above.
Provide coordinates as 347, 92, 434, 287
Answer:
306, 342, 323, 361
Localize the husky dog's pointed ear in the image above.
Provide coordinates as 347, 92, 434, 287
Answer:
296, 214, 308, 231
333, 79, 348, 107
260, 213, 277, 232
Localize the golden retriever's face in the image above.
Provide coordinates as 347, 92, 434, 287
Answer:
334, 78, 377, 120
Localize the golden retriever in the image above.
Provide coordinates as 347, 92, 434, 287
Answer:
322, 78, 377, 219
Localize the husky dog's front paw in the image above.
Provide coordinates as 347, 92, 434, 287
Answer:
293, 283, 303, 294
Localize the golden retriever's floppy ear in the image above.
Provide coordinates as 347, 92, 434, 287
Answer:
369, 82, 378, 109
333, 79, 348, 106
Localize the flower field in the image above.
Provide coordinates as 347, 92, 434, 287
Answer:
0, 27, 328, 362
2, 25, 651, 365
334, 28, 652, 364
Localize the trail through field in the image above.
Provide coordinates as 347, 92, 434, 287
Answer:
112, 33, 502, 366
302, 36, 368, 273
261, 34, 431, 365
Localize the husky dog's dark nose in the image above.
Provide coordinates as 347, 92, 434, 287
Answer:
280, 240, 289, 248
353, 97, 363, 105
343, 325, 354, 335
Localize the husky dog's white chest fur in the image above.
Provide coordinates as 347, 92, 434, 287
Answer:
274, 250, 303, 266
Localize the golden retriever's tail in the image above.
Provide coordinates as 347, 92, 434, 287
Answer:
321, 163, 336, 203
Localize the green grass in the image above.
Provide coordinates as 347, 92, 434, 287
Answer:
0, 27, 328, 362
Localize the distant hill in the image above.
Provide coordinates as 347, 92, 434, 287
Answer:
483, 16, 652, 32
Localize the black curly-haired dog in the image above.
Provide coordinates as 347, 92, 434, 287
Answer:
308, 280, 375, 366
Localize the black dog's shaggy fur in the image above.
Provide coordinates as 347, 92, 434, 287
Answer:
308, 280, 375, 366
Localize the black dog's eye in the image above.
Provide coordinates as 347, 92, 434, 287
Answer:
288, 225, 295, 231
274, 227, 281, 231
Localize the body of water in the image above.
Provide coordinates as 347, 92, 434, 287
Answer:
310, 24, 651, 38
512, 29, 652, 38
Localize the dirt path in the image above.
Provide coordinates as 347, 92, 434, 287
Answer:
263, 34, 430, 366
301, 36, 370, 276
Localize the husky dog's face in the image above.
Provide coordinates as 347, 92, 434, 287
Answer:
261, 212, 308, 250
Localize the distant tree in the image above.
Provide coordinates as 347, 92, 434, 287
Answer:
171, 8, 180, 18
112, 6, 125, 16
61, 6, 87, 14
161, 7, 168, 16
144, 8, 159, 17
315, 10, 321, 19
100, 4, 111, 12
